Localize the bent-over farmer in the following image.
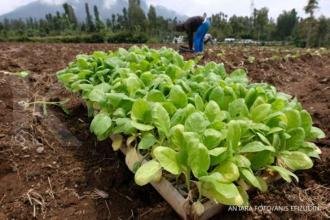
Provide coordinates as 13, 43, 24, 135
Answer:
175, 13, 206, 51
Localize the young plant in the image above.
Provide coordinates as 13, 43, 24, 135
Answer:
57, 46, 324, 206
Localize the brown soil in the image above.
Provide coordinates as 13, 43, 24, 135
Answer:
0, 43, 329, 220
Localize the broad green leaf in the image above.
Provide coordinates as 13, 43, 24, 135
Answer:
166, 64, 184, 80
211, 118, 227, 130
266, 112, 287, 128
210, 148, 231, 166
138, 133, 157, 150
228, 98, 249, 118
113, 108, 126, 118
57, 72, 78, 87
188, 143, 210, 177
89, 88, 107, 103
195, 94, 204, 111
204, 101, 221, 122
279, 151, 313, 170
250, 151, 275, 170
209, 87, 224, 107
213, 160, 239, 182
152, 103, 171, 136
307, 127, 326, 140
78, 84, 94, 92
124, 75, 142, 96
240, 168, 265, 191
146, 90, 166, 102
185, 112, 209, 134
76, 56, 90, 69
94, 83, 111, 92
162, 101, 177, 116
209, 147, 227, 156
170, 104, 195, 126
203, 129, 225, 149
131, 121, 154, 131
233, 83, 248, 98
299, 142, 321, 159
300, 110, 312, 135
169, 85, 188, 108
272, 134, 285, 150
265, 111, 285, 121
107, 93, 131, 108
236, 120, 250, 136
153, 146, 180, 175
159, 78, 173, 94
204, 62, 226, 77
201, 175, 244, 205
234, 155, 251, 168
240, 141, 275, 153
256, 132, 271, 146
251, 103, 272, 122
245, 87, 257, 108
90, 112, 112, 141
285, 109, 301, 129
227, 120, 241, 154
113, 118, 136, 134
177, 132, 200, 165
199, 172, 227, 183
202, 184, 244, 206
250, 96, 266, 110
105, 57, 125, 68
134, 160, 162, 186
227, 69, 248, 84
286, 127, 305, 150
268, 166, 298, 183
131, 99, 152, 123
170, 109, 185, 126
140, 71, 155, 86
268, 127, 284, 134
271, 97, 287, 111
200, 173, 241, 199
219, 87, 236, 110
213, 182, 242, 199
177, 79, 192, 93
250, 122, 270, 131
284, 133, 291, 139
169, 124, 185, 149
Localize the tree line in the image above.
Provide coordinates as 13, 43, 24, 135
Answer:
210, 0, 329, 47
0, 0, 178, 43
0, 0, 328, 47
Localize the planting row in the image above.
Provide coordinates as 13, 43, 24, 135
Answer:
57, 46, 324, 206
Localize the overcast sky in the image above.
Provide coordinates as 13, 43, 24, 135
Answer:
0, 0, 329, 18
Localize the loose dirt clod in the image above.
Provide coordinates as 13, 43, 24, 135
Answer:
36, 147, 44, 154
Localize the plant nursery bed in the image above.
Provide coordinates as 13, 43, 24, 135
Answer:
0, 43, 329, 220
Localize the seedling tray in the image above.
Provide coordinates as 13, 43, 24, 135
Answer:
120, 145, 279, 220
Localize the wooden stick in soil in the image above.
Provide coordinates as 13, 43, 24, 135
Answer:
121, 145, 226, 219
120, 144, 280, 220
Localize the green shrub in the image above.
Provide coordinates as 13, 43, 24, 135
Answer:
108, 32, 148, 43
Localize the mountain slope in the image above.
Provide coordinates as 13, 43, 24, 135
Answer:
0, 0, 186, 21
